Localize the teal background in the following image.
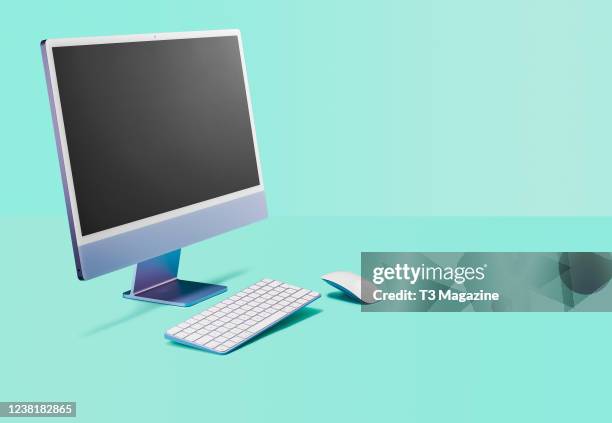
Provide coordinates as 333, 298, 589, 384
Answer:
4, 217, 612, 423
2, 1, 612, 422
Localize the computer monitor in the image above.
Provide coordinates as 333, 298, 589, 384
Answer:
41, 30, 267, 306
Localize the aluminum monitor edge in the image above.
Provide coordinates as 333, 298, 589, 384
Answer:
41, 30, 268, 280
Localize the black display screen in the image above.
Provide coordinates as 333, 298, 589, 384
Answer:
52, 36, 260, 236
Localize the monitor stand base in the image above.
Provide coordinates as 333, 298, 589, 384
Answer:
122, 249, 227, 307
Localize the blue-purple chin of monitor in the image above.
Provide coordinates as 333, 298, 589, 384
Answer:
78, 191, 268, 307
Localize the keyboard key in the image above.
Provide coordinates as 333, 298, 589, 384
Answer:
224, 340, 238, 348
206, 341, 220, 349
230, 334, 245, 342
249, 311, 288, 333
196, 335, 213, 345
186, 333, 201, 342
292, 289, 310, 299
167, 327, 181, 335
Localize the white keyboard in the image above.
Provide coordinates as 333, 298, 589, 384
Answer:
165, 279, 320, 354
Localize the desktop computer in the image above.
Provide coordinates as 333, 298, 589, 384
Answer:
41, 30, 268, 306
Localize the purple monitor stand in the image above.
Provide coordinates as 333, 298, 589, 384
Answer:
123, 249, 226, 306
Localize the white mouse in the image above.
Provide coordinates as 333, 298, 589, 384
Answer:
321, 271, 379, 304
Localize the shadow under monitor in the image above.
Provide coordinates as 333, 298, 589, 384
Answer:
82, 267, 249, 337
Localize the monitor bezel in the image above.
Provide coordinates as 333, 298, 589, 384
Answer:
42, 29, 264, 247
